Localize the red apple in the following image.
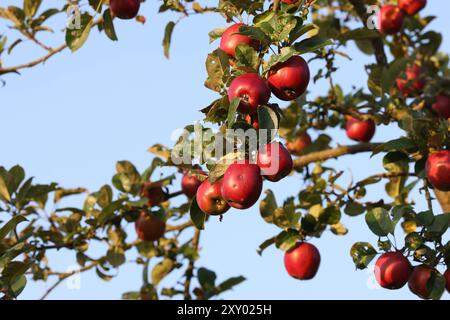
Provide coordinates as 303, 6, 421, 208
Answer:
284, 242, 321, 280
267, 56, 310, 101
245, 114, 259, 129
182, 170, 207, 198
141, 181, 166, 207
398, 0, 427, 16
220, 23, 260, 58
345, 116, 376, 143
110, 0, 140, 20
257, 142, 293, 182
221, 161, 263, 209
378, 5, 405, 35
425, 150, 450, 191
396, 64, 425, 97
196, 179, 230, 215
286, 133, 312, 156
228, 73, 271, 114
431, 95, 450, 119
135, 211, 166, 242
444, 269, 450, 293
408, 265, 439, 299
374, 252, 411, 289
281, 0, 299, 4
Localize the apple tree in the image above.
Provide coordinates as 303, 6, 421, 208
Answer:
0, 0, 449, 300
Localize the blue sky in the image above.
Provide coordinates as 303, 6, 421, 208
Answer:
0, 1, 449, 299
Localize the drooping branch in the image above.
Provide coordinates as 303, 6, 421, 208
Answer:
0, 44, 67, 75
39, 262, 98, 300
293, 143, 381, 169
347, 0, 387, 66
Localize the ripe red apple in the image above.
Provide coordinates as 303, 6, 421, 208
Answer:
425, 150, 450, 191
245, 114, 259, 129
220, 23, 260, 58
182, 170, 207, 198
286, 133, 312, 156
408, 265, 439, 299
374, 252, 411, 289
257, 142, 293, 182
345, 116, 376, 143
398, 0, 427, 16
267, 56, 310, 101
431, 95, 450, 119
110, 0, 140, 20
378, 5, 405, 35
141, 181, 166, 207
284, 242, 321, 280
221, 161, 263, 209
196, 179, 230, 215
444, 269, 450, 293
228, 73, 271, 114
135, 211, 166, 242
396, 64, 425, 97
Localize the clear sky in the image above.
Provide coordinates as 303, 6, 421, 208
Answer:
0, 0, 449, 300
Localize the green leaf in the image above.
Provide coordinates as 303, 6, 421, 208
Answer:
257, 105, 279, 142
65, 13, 93, 52
264, 47, 297, 74
24, 0, 42, 18
350, 242, 377, 269
365, 207, 393, 236
372, 137, 417, 156
197, 267, 216, 292
204, 49, 230, 92
257, 237, 275, 255
227, 97, 241, 128
427, 214, 449, 236
151, 258, 175, 286
163, 21, 175, 59
189, 197, 205, 230
259, 190, 277, 224
236, 25, 270, 46
427, 271, 446, 300
275, 229, 300, 251
319, 206, 341, 225
8, 165, 25, 195
417, 210, 435, 226
0, 174, 10, 201
209, 27, 227, 43
103, 9, 118, 41
0, 242, 29, 269
235, 44, 259, 71
0, 215, 27, 240
54, 187, 87, 203
106, 247, 125, 268
216, 276, 246, 294
294, 36, 333, 54
338, 28, 380, 42
344, 201, 365, 216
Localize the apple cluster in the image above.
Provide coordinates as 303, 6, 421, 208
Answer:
378, 0, 427, 35
375, 251, 450, 299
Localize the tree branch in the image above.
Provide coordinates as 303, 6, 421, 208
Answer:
0, 44, 67, 75
183, 228, 200, 300
293, 143, 381, 169
40, 262, 97, 300
347, 0, 387, 65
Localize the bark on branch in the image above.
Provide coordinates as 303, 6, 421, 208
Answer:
293, 143, 381, 169
348, 0, 387, 65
